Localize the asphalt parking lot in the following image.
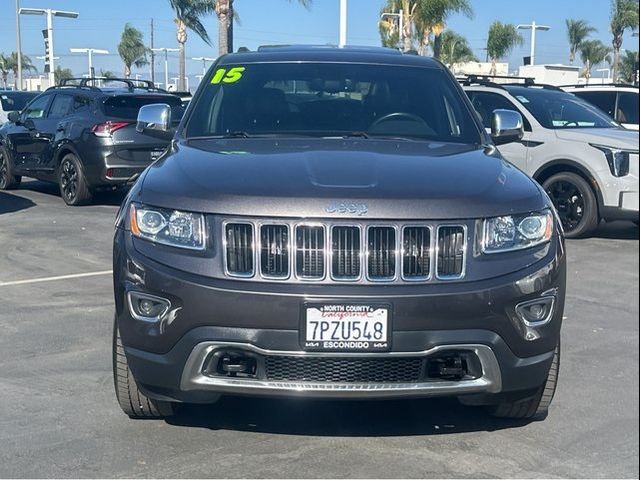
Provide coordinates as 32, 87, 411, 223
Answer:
0, 179, 638, 478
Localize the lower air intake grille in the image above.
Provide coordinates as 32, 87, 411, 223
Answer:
367, 227, 396, 279
260, 225, 289, 278
265, 356, 425, 383
295, 225, 325, 279
225, 223, 254, 276
437, 226, 465, 278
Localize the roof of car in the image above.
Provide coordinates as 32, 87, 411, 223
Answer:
218, 45, 443, 68
562, 84, 639, 91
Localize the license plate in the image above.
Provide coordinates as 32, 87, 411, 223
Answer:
302, 304, 390, 351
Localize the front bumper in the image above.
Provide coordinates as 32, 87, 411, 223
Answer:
114, 228, 566, 403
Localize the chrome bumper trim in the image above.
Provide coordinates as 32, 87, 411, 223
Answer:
179, 342, 502, 398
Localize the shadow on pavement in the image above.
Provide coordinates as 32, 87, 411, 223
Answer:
588, 221, 639, 241
0, 191, 36, 215
166, 396, 531, 436
18, 179, 127, 207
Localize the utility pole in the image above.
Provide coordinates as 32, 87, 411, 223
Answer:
152, 47, 178, 91
16, 0, 23, 90
517, 21, 551, 66
339, 0, 347, 48
150, 18, 155, 85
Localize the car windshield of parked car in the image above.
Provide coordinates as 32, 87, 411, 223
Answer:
508, 87, 619, 129
1, 92, 37, 112
186, 62, 481, 143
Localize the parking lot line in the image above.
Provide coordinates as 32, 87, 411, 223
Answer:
0, 270, 113, 287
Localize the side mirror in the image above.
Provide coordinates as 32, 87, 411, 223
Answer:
491, 109, 524, 146
136, 103, 173, 140
7, 111, 21, 124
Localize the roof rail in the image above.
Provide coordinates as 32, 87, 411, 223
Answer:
459, 74, 564, 91
558, 82, 639, 89
57, 77, 168, 93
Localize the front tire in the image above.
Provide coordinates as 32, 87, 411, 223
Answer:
113, 321, 176, 419
488, 341, 560, 420
0, 147, 21, 190
58, 153, 92, 206
543, 172, 598, 238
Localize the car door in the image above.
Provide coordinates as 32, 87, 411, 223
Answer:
615, 91, 639, 130
5, 93, 53, 173
26, 93, 74, 171
466, 90, 532, 172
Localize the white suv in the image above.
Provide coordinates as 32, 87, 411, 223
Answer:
462, 79, 639, 237
562, 84, 639, 131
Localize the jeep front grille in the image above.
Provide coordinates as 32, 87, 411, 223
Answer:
223, 220, 467, 283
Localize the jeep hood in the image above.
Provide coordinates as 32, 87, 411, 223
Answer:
138, 138, 545, 220
554, 127, 639, 151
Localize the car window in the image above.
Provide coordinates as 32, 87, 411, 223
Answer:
467, 91, 532, 131
48, 94, 75, 118
22, 94, 52, 120
616, 92, 639, 125
102, 95, 184, 121
0, 92, 38, 112
186, 62, 481, 144
572, 91, 616, 118
507, 87, 617, 129
73, 96, 92, 113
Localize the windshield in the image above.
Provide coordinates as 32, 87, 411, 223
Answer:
185, 62, 481, 143
507, 87, 619, 129
1, 92, 38, 111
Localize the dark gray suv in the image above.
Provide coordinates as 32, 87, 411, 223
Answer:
113, 46, 565, 421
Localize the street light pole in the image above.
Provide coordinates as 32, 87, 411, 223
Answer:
517, 21, 551, 66
152, 48, 178, 91
16, 0, 23, 90
339, 0, 347, 48
19, 8, 79, 86
70, 48, 109, 78
192, 56, 215, 76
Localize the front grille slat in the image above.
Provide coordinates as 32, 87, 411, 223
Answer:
332, 226, 361, 279
437, 226, 465, 278
265, 356, 425, 383
225, 223, 254, 276
403, 226, 431, 279
260, 225, 289, 278
367, 226, 396, 280
296, 225, 325, 279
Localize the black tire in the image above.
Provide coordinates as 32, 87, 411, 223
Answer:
0, 146, 22, 190
489, 341, 560, 420
113, 321, 176, 419
543, 172, 598, 238
58, 153, 92, 206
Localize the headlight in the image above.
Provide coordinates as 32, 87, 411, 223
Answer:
482, 210, 553, 254
130, 204, 205, 250
590, 144, 633, 177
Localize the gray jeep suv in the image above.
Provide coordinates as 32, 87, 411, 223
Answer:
113, 46, 565, 421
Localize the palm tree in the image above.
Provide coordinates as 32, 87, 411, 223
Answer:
379, 0, 420, 53
618, 49, 639, 84
565, 19, 597, 64
216, 0, 312, 56
415, 0, 473, 59
118, 23, 149, 79
610, 0, 639, 82
99, 69, 116, 79
440, 31, 477, 66
486, 22, 523, 76
9, 53, 36, 82
54, 66, 74, 85
169, 0, 215, 91
579, 39, 612, 83
0, 53, 10, 88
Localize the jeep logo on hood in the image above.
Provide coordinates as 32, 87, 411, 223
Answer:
325, 201, 368, 216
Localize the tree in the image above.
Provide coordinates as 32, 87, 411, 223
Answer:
99, 69, 116, 79
440, 30, 477, 66
169, 0, 215, 91
0, 53, 36, 89
565, 19, 597, 64
610, 0, 639, 82
378, 0, 420, 53
118, 23, 149, 79
216, 0, 311, 56
579, 39, 612, 82
486, 22, 523, 76
618, 49, 639, 84
415, 0, 473, 59
0, 53, 10, 88
54, 66, 74, 85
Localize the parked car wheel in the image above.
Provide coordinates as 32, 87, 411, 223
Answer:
543, 172, 599, 238
58, 153, 92, 206
0, 147, 21, 190
489, 341, 560, 420
113, 320, 177, 419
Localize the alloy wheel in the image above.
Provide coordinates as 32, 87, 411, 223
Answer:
60, 159, 79, 202
546, 180, 584, 233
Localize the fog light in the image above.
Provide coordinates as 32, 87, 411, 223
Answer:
516, 296, 555, 327
127, 291, 170, 322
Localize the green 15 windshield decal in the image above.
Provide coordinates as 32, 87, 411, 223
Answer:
211, 67, 246, 84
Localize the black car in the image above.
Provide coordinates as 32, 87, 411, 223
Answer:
0, 78, 183, 205
113, 46, 565, 421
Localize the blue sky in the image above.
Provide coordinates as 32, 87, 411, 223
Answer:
0, 0, 638, 82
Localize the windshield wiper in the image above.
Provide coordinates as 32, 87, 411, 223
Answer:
223, 131, 251, 138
